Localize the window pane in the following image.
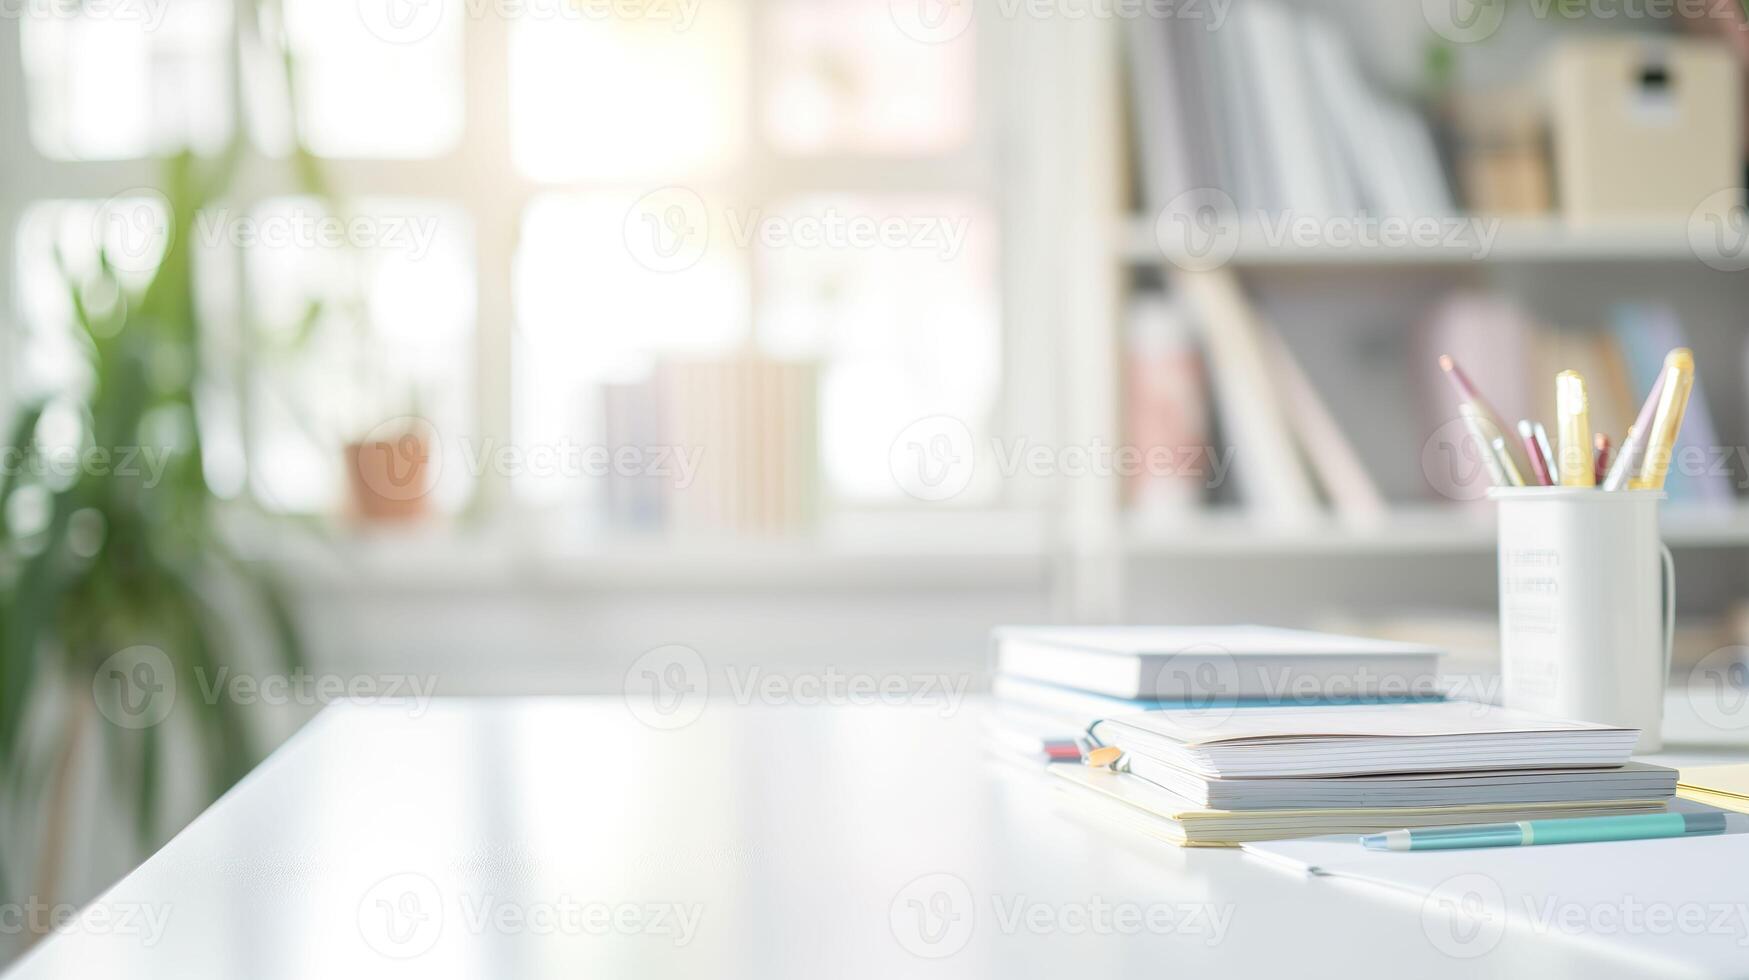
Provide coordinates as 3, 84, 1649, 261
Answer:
763, 0, 974, 154
21, 0, 232, 159
755, 195, 999, 501
13, 197, 173, 399
513, 192, 749, 503
510, 4, 747, 181
241, 198, 475, 512
281, 0, 464, 158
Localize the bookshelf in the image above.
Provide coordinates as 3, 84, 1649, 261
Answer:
1065, 8, 1749, 632
1124, 506, 1749, 558
1117, 216, 1722, 268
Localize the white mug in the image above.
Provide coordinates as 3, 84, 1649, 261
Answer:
1492, 487, 1675, 752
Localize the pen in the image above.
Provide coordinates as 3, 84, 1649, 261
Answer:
1492, 435, 1525, 487
1632, 348, 1696, 491
1555, 371, 1595, 487
1603, 368, 1666, 491
1516, 421, 1552, 485
1362, 811, 1749, 852
1458, 404, 1507, 488
1440, 355, 1530, 478
1531, 422, 1557, 482
1593, 433, 1610, 486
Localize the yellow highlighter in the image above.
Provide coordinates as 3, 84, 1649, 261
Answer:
1555, 370, 1595, 487
1632, 348, 1696, 491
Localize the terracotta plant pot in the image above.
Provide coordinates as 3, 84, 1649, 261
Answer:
344, 432, 433, 522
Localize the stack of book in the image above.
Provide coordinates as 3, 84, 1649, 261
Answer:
1061, 702, 1675, 847
987, 626, 1680, 846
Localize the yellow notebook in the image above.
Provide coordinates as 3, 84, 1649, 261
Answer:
1677, 764, 1749, 814
1051, 764, 1667, 848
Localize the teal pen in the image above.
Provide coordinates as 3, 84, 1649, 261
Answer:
1362, 811, 1749, 852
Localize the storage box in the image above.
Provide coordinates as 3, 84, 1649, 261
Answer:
1547, 38, 1741, 219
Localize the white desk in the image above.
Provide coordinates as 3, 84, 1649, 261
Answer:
8, 696, 1747, 979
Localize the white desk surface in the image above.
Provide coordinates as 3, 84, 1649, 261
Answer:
9, 694, 1749, 979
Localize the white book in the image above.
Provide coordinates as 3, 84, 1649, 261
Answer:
1258, 320, 1387, 526
1124, 22, 1192, 213
1179, 270, 1322, 525
991, 625, 1442, 701
1238, 1, 1349, 215
1208, 10, 1274, 212
1379, 101, 1455, 216
1091, 701, 1639, 779
1123, 755, 1677, 811
1296, 14, 1454, 217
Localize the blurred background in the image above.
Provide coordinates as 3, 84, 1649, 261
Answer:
5, 0, 1749, 961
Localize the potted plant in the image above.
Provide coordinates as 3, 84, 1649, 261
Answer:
0, 150, 305, 944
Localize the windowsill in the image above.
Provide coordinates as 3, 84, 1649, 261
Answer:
224, 507, 1054, 593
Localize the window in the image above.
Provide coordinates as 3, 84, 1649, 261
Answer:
6, 1, 1004, 525
21, 0, 233, 159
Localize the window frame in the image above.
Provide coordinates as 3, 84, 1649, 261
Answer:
1, 0, 1051, 529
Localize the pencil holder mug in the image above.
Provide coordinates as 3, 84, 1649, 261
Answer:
1491, 487, 1675, 752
